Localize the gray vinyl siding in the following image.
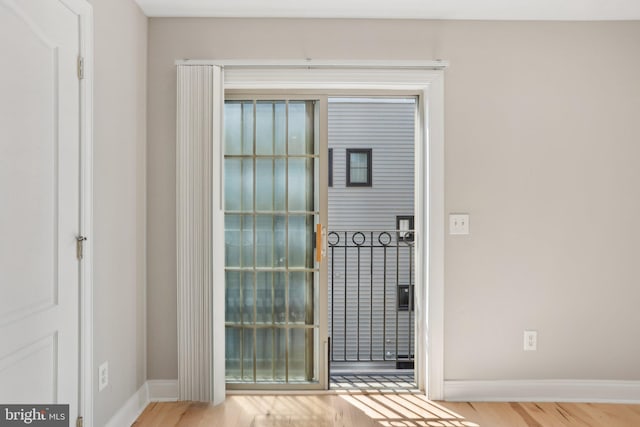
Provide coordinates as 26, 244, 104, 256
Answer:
327, 99, 416, 362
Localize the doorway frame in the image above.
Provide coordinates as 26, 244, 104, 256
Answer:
322, 94, 421, 389
179, 59, 446, 400
60, 0, 95, 424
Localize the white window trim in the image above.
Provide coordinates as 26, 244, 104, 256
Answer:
178, 59, 446, 400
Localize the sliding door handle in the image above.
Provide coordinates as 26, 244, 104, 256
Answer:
316, 223, 326, 263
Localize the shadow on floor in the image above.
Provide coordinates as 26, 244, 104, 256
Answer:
331, 372, 418, 392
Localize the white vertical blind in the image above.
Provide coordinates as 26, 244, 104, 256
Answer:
176, 64, 225, 403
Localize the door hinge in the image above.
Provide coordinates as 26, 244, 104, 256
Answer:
76, 236, 87, 260
77, 56, 84, 80
76, 416, 83, 427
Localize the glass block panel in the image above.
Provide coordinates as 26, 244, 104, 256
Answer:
256, 327, 274, 381
256, 215, 286, 268
224, 98, 318, 387
274, 327, 286, 381
225, 159, 254, 211
313, 270, 320, 325
224, 215, 241, 267
288, 158, 314, 212
288, 101, 313, 155
242, 272, 254, 324
289, 272, 312, 325
242, 101, 254, 155
256, 159, 273, 211
314, 156, 319, 211
274, 102, 286, 155
225, 271, 241, 323
242, 328, 254, 381
256, 101, 274, 155
241, 215, 254, 268
273, 272, 286, 324
225, 327, 241, 380
224, 102, 242, 155
241, 159, 253, 211
256, 272, 273, 324
274, 216, 286, 267
274, 158, 286, 211
288, 328, 307, 381
224, 158, 241, 211
255, 215, 273, 268
288, 215, 313, 268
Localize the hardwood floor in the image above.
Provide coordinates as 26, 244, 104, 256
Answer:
133, 393, 640, 427
445, 401, 640, 427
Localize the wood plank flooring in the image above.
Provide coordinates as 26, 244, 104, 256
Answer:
133, 394, 640, 427
446, 401, 640, 427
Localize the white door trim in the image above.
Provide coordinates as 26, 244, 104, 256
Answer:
421, 73, 445, 400
176, 59, 448, 70
205, 62, 446, 400
59, 0, 94, 424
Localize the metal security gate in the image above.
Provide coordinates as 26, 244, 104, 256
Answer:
328, 229, 415, 368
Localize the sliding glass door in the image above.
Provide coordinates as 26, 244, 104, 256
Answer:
224, 97, 327, 389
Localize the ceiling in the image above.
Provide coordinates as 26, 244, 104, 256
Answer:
135, 0, 640, 20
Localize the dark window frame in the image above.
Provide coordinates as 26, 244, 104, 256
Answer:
346, 148, 372, 187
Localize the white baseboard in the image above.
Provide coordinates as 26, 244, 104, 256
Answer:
104, 383, 149, 427
103, 380, 178, 427
444, 380, 640, 403
104, 378, 640, 425
147, 379, 179, 402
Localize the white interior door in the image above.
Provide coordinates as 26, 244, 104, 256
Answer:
0, 0, 80, 422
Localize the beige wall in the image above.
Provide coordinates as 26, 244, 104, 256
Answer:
147, 18, 640, 381
90, 0, 147, 425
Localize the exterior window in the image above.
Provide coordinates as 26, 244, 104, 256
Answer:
346, 148, 372, 187
328, 148, 333, 187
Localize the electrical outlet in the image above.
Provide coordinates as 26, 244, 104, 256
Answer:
524, 330, 537, 351
98, 361, 109, 391
449, 214, 470, 235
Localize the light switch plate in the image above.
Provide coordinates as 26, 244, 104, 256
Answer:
524, 330, 537, 351
98, 361, 109, 391
449, 214, 470, 235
